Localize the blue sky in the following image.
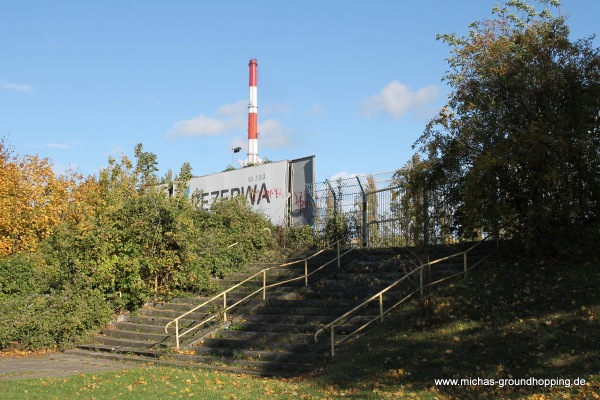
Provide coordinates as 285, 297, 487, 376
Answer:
1, 1, 599, 183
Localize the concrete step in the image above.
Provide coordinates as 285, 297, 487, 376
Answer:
327, 271, 408, 281
86, 336, 168, 350
135, 308, 212, 320
74, 344, 160, 358
242, 313, 339, 325
109, 321, 171, 335
148, 300, 217, 312
306, 286, 408, 300
208, 330, 315, 344
125, 314, 210, 328
149, 298, 262, 316
222, 321, 318, 334
266, 298, 366, 309
253, 306, 381, 317
99, 328, 172, 343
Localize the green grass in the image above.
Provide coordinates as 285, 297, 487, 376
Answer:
311, 253, 600, 399
0, 249, 599, 399
0, 369, 326, 399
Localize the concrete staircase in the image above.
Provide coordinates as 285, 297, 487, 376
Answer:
67, 242, 494, 376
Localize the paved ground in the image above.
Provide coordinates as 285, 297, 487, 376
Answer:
0, 353, 143, 381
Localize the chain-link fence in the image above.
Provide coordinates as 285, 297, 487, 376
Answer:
307, 172, 395, 247
307, 170, 457, 248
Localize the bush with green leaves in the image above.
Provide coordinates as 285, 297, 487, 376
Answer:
0, 252, 58, 296
0, 285, 112, 351
282, 225, 318, 250
0, 143, 278, 351
39, 192, 276, 311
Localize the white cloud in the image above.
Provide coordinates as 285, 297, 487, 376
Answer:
45, 143, 70, 149
361, 81, 440, 119
263, 102, 291, 115
1, 81, 34, 94
258, 119, 292, 149
229, 118, 293, 166
328, 171, 361, 181
168, 115, 228, 137
216, 100, 247, 118
168, 100, 294, 150
167, 100, 246, 138
308, 103, 325, 117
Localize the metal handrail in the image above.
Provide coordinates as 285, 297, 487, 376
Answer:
314, 236, 496, 357
165, 237, 356, 350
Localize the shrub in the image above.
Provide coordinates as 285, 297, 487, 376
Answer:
0, 252, 57, 295
0, 285, 112, 351
283, 225, 318, 250
37, 190, 276, 310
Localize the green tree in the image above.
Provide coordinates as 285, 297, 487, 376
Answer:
175, 161, 193, 199
323, 178, 352, 244
134, 143, 159, 192
365, 175, 380, 245
392, 155, 426, 246
416, 0, 600, 251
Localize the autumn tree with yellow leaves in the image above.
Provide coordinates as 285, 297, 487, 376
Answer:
0, 138, 79, 256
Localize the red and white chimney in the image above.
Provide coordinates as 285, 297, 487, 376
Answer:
247, 59, 259, 164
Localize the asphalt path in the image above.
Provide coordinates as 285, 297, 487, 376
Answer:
0, 353, 143, 381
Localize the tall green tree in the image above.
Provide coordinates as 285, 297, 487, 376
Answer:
134, 143, 159, 192
416, 0, 600, 251
392, 155, 429, 246
365, 175, 380, 245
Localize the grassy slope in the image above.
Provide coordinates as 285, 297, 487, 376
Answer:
314, 249, 600, 399
0, 249, 598, 399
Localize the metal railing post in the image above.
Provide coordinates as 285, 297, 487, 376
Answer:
175, 320, 180, 351
337, 241, 340, 268
304, 259, 308, 286
379, 293, 384, 322
262, 270, 267, 300
464, 253, 468, 277
330, 327, 335, 357
223, 293, 227, 321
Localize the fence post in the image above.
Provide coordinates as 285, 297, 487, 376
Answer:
422, 185, 429, 248
464, 253, 468, 277
356, 176, 367, 247
330, 327, 335, 357
304, 259, 308, 286
337, 241, 340, 268
223, 293, 227, 321
379, 293, 384, 323
419, 264, 423, 297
